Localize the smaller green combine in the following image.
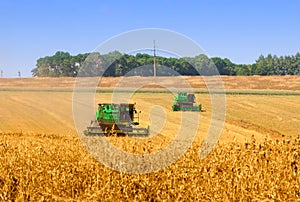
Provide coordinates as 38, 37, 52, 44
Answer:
172, 92, 202, 111
84, 103, 149, 136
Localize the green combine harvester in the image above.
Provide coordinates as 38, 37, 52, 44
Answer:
84, 103, 149, 136
172, 92, 202, 111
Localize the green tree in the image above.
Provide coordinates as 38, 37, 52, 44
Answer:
32, 50, 300, 77
78, 52, 104, 76
255, 55, 268, 75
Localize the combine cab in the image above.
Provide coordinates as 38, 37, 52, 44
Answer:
84, 103, 149, 136
172, 92, 202, 111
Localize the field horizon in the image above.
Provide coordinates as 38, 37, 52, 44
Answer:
0, 75, 300, 91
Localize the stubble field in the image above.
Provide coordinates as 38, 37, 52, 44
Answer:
0, 76, 299, 201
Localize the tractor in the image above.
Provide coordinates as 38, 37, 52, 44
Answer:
84, 103, 149, 136
172, 92, 202, 111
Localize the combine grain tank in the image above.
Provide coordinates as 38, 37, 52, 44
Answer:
84, 103, 149, 136
172, 92, 202, 111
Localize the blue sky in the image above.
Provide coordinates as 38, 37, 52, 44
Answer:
0, 0, 299, 77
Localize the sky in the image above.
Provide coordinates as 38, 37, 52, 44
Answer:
0, 0, 299, 77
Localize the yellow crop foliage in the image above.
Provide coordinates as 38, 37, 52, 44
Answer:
0, 132, 299, 201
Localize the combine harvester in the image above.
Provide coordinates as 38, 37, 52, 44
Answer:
84, 103, 149, 136
172, 92, 202, 111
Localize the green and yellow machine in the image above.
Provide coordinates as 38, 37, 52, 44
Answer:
172, 92, 202, 111
84, 103, 149, 136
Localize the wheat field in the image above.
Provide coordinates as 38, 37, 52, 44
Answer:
0, 76, 300, 201
1, 131, 299, 201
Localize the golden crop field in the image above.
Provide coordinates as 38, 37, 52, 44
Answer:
0, 76, 299, 201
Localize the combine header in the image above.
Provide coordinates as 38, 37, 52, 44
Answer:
172, 92, 202, 111
84, 103, 149, 136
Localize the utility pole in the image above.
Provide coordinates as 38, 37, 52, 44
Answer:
153, 40, 156, 77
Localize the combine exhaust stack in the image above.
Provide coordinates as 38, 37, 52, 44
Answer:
84, 103, 149, 136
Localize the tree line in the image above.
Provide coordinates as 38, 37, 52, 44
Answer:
31, 51, 300, 77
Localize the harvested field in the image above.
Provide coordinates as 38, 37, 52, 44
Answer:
0, 76, 299, 200
0, 75, 300, 91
